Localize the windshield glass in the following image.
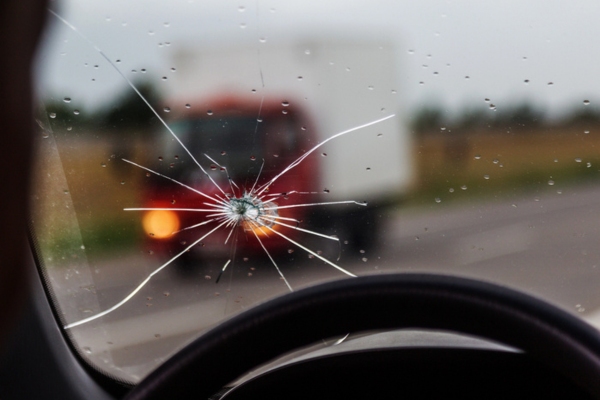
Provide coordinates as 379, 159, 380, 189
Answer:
32, 0, 600, 383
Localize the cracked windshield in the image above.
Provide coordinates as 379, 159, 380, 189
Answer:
32, 0, 600, 383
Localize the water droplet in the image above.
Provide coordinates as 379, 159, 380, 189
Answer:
281, 101, 289, 107
575, 157, 582, 163
587, 162, 592, 168
169, 163, 175, 168
170, 67, 176, 72
362, 257, 368, 262
146, 172, 151, 177
321, 152, 327, 157
435, 197, 441, 203
548, 180, 555, 186
461, 185, 468, 190
484, 98, 490, 103
100, 163, 106, 168
158, 156, 163, 161
120, 181, 125, 185
250, 155, 256, 161
63, 97, 71, 103
465, 76, 470, 79
164, 107, 170, 112
148, 30, 155, 35
131, 69, 137, 74
115, 59, 121, 63
94, 65, 99, 69
259, 37, 266, 43
83, 347, 92, 354
377, 133, 383, 137
204, 275, 211, 280
483, 174, 490, 180
207, 110, 213, 115
297, 76, 303, 81
164, 22, 170, 27
240, 22, 247, 28
584, 100, 590, 105
281, 110, 288, 114
301, 126, 307, 131
323, 189, 330, 193
162, 76, 167, 81
49, 113, 56, 119
368, 85, 374, 90
493, 159, 499, 164
524, 79, 529, 84
73, 110, 80, 115
251, 89, 256, 93
407, 49, 415, 54
140, 68, 147, 73
474, 155, 481, 160
238, 5, 245, 12
154, 334, 161, 338
584, 130, 590, 134
304, 49, 311, 55
548, 82, 554, 85
449, 188, 454, 193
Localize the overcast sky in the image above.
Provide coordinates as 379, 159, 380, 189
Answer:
38, 0, 600, 119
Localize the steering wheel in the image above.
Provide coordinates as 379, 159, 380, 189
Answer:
125, 274, 600, 399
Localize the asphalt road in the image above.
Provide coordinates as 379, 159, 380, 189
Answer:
66, 182, 600, 382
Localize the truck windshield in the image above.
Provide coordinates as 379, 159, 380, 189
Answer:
32, 0, 600, 385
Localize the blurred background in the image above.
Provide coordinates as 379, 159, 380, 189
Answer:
31, 0, 600, 384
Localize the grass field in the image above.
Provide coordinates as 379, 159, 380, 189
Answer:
408, 124, 600, 205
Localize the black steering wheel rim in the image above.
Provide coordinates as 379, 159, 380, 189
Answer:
126, 273, 600, 399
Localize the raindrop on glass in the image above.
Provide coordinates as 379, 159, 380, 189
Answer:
73, 110, 80, 115
281, 101, 289, 107
185, 103, 191, 108
584, 100, 590, 105
164, 107, 170, 112
63, 97, 71, 103
435, 197, 441, 203
49, 113, 56, 119
207, 110, 213, 115
483, 174, 490, 180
